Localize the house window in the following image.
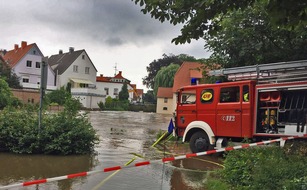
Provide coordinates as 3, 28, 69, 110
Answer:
33, 50, 36, 54
85, 67, 90, 74
82, 55, 85, 59
114, 88, 118, 95
164, 98, 168, 103
26, 60, 32, 67
163, 107, 168, 110
105, 88, 109, 95
36, 62, 41, 68
80, 83, 89, 88
73, 65, 78, 72
23, 78, 29, 83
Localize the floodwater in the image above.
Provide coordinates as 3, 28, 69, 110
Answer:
0, 111, 223, 190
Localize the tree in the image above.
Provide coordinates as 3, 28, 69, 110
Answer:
119, 83, 129, 101
45, 87, 71, 105
133, 0, 307, 45
0, 61, 22, 89
143, 90, 156, 103
0, 78, 13, 109
204, 1, 307, 67
153, 64, 180, 96
143, 54, 182, 89
143, 53, 198, 90
133, 0, 307, 68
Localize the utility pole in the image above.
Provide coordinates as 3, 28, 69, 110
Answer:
38, 57, 48, 133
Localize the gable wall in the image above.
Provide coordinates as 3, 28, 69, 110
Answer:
58, 51, 96, 88
13, 46, 55, 89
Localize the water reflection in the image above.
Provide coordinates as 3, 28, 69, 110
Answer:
0, 111, 222, 190
0, 153, 96, 189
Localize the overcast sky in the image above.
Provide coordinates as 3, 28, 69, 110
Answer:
0, 0, 211, 91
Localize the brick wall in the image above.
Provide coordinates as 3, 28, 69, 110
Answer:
11, 89, 40, 104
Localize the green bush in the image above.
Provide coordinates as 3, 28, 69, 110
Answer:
40, 111, 98, 154
221, 146, 307, 190
0, 100, 98, 155
101, 96, 129, 111
45, 87, 71, 106
0, 106, 40, 153
128, 104, 156, 112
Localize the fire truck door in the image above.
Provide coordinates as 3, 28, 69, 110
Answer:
176, 91, 197, 133
216, 86, 242, 137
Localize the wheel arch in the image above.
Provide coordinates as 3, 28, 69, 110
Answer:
182, 121, 215, 145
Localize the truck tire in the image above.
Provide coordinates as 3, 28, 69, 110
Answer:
189, 131, 210, 153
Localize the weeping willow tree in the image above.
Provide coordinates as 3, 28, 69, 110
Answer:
153, 64, 180, 96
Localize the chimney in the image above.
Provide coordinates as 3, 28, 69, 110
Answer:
2, 49, 7, 55
100, 74, 103, 77
118, 71, 122, 76
21, 41, 27, 49
69, 47, 74, 53
59, 49, 63, 54
14, 44, 19, 50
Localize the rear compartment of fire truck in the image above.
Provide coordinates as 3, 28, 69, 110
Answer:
209, 60, 307, 137
256, 89, 307, 135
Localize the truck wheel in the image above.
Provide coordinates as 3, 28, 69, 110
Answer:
189, 131, 210, 153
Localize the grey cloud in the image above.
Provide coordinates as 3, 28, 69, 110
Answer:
13, 0, 175, 47
105, 37, 124, 46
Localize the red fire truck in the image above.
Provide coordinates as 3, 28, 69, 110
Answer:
174, 60, 307, 153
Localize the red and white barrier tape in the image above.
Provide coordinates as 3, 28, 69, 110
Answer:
1, 134, 306, 189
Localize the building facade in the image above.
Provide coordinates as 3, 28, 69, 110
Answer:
156, 62, 203, 114
48, 48, 104, 109
3, 41, 56, 90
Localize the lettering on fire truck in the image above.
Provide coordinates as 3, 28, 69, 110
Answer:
221, 115, 236, 122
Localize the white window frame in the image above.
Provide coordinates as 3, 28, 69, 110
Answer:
26, 60, 32, 67
36, 62, 41, 69
85, 67, 90, 74
73, 65, 78, 72
22, 77, 29, 83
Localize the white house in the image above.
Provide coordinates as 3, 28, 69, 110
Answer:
96, 71, 142, 102
3, 41, 56, 90
48, 48, 104, 109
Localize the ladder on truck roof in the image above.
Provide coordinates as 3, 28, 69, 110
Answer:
209, 59, 307, 83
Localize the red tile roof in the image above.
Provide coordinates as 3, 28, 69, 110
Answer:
3, 42, 36, 68
96, 75, 112, 82
114, 71, 125, 79
96, 71, 130, 83
157, 87, 173, 98
136, 89, 143, 96
172, 62, 203, 92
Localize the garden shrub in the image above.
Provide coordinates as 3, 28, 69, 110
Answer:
101, 96, 129, 111
0, 106, 40, 153
0, 99, 98, 155
40, 111, 98, 154
221, 146, 307, 190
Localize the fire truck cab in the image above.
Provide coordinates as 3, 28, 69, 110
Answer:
175, 60, 307, 153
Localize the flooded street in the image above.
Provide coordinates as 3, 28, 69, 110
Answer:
0, 111, 223, 190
